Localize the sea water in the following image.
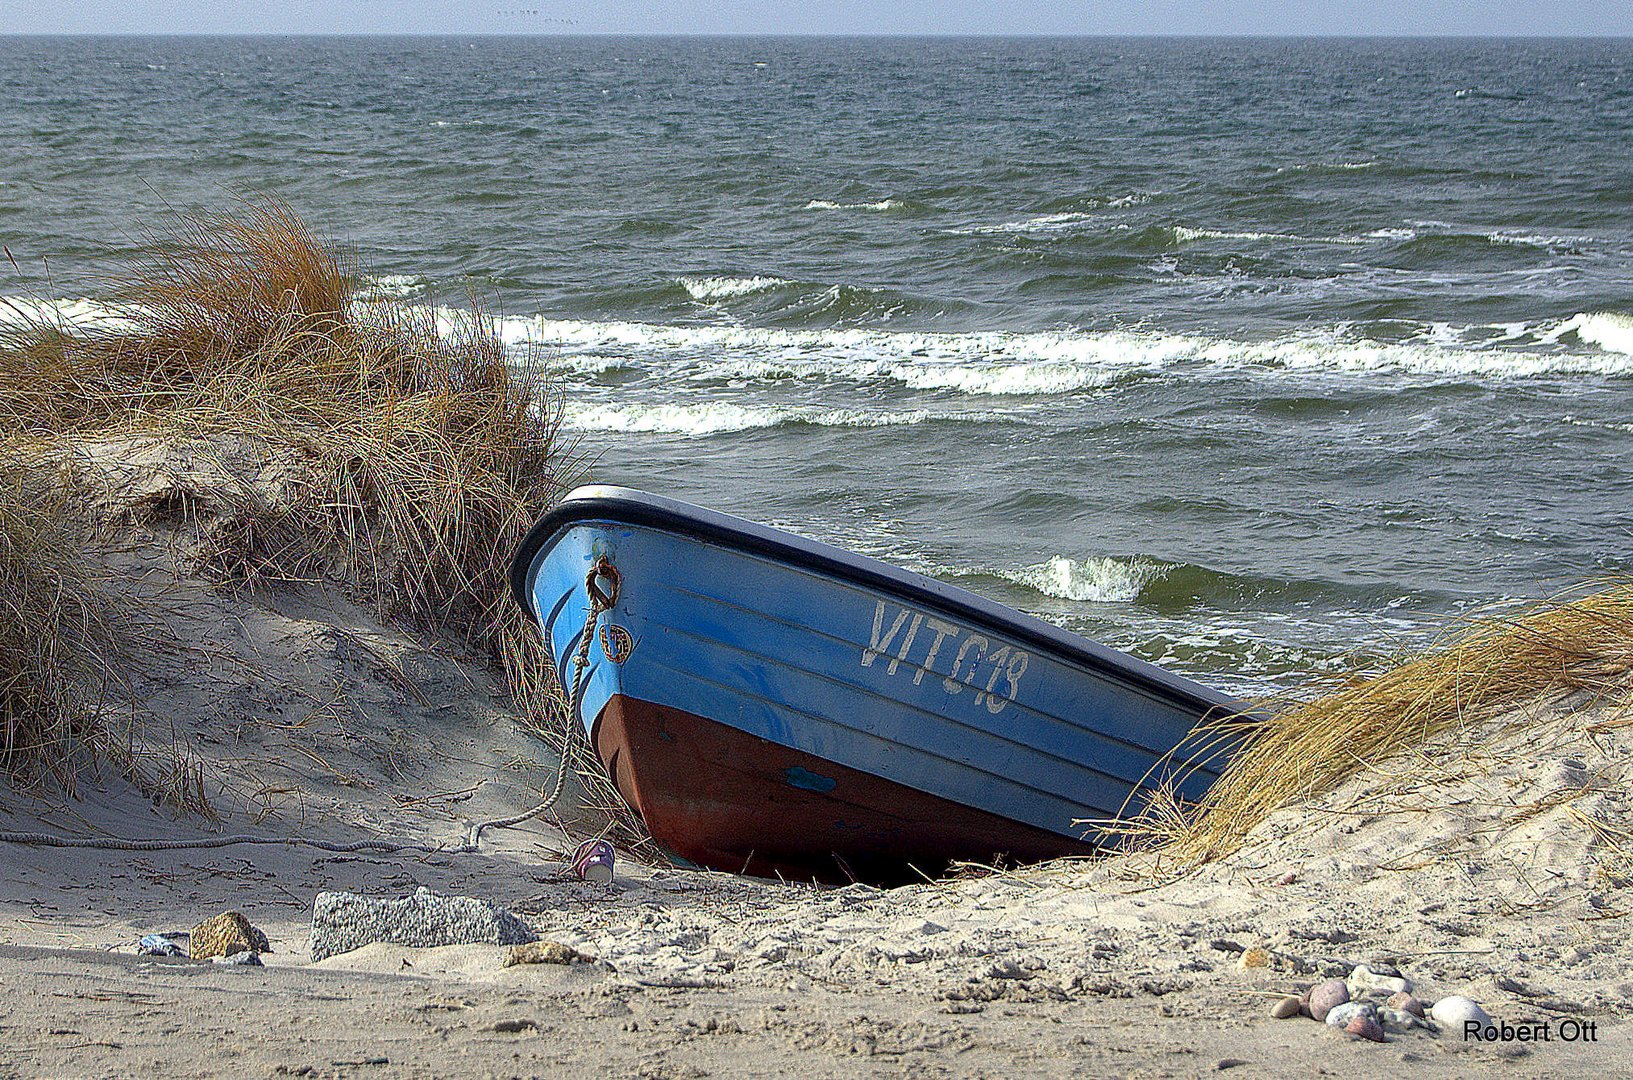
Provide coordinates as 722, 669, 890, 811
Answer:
3, 35, 1631, 696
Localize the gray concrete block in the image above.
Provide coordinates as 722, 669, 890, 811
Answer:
310, 886, 536, 961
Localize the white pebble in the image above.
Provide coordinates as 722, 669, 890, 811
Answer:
1324, 1001, 1374, 1028
1430, 995, 1491, 1030
1347, 963, 1411, 996
1378, 1007, 1429, 1031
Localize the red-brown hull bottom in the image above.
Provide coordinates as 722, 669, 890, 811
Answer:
592, 693, 1097, 884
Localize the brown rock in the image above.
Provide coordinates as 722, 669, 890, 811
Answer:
1345, 1015, 1386, 1042
189, 911, 269, 960
1386, 991, 1425, 1018
504, 939, 592, 967
1308, 978, 1350, 1022
1271, 995, 1302, 1019
492, 1018, 537, 1033
1236, 946, 1272, 970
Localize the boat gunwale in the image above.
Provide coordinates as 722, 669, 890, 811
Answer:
511, 486, 1254, 725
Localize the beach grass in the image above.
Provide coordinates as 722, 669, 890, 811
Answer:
0, 197, 646, 844
1130, 581, 1633, 867
0, 450, 129, 788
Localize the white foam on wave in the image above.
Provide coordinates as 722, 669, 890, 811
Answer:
802, 199, 903, 211
948, 195, 1152, 236
949, 211, 1100, 236
1174, 226, 1368, 246
678, 356, 1107, 396
1005, 555, 1162, 603
1560, 414, 1633, 434
484, 310, 1633, 387
1545, 312, 1633, 356
540, 353, 637, 377
1485, 230, 1598, 249
0, 296, 135, 330
564, 402, 943, 436
677, 275, 789, 301
894, 361, 1115, 395
1277, 160, 1379, 172
358, 274, 425, 299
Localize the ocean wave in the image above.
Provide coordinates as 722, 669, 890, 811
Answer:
676, 274, 790, 301
948, 211, 1100, 236
1560, 414, 1633, 434
564, 402, 959, 436
539, 353, 638, 377
802, 198, 904, 211
1276, 160, 1379, 173
1003, 555, 1163, 603
949, 195, 1152, 236
1544, 312, 1633, 356
1173, 226, 1368, 246
357, 274, 425, 299
485, 311, 1633, 387
892, 361, 1116, 395
0, 295, 134, 330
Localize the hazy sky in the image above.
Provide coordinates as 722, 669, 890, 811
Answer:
1, 1, 1630, 38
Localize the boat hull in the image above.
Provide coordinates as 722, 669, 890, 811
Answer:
511, 486, 1248, 884
594, 692, 1096, 883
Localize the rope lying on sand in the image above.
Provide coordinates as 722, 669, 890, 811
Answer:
0, 564, 617, 859
0, 831, 460, 854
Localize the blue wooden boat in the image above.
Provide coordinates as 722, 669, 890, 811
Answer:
510, 485, 1246, 883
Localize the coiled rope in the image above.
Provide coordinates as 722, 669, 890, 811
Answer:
0, 558, 621, 858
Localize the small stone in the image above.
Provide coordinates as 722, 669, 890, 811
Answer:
1236, 946, 1272, 970
1308, 978, 1350, 1022
189, 912, 270, 960
1346, 1015, 1386, 1042
1271, 995, 1302, 1019
1430, 995, 1491, 1030
491, 1018, 537, 1033
1348, 963, 1412, 997
212, 950, 263, 967
1272, 872, 1298, 885
1378, 1007, 1428, 1032
504, 940, 592, 967
1215, 1058, 1249, 1071
1324, 1001, 1375, 1029
1385, 992, 1425, 1018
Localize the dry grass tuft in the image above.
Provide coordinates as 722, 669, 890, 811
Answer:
1130, 581, 1633, 868
0, 196, 647, 843
0, 449, 129, 789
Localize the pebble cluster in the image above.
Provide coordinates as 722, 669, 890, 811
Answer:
1267, 962, 1489, 1044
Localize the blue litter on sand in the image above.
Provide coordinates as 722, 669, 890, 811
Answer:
138, 933, 185, 957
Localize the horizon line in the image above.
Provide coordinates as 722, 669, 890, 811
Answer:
2, 31, 1632, 40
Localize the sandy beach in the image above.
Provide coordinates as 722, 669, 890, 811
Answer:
3, 448, 1631, 1077
3, 199, 1633, 1079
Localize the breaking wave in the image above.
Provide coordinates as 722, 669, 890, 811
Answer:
1003, 555, 1164, 603
487, 311, 1633, 387
1545, 312, 1633, 356
676, 275, 790, 301
802, 198, 905, 211
563, 402, 979, 436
